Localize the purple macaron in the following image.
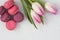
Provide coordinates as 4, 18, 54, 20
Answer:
0, 6, 6, 15
13, 12, 24, 22
1, 12, 10, 22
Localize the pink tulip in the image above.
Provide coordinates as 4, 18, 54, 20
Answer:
31, 10, 41, 23
32, 2, 44, 16
45, 2, 57, 15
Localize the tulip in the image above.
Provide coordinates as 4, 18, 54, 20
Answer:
32, 2, 44, 16
31, 10, 41, 23
45, 2, 57, 14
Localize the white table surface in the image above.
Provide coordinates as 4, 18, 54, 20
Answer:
0, 0, 60, 40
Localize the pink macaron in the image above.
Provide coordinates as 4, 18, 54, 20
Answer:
8, 0, 14, 2
6, 20, 16, 30
4, 1, 14, 9
8, 5, 18, 15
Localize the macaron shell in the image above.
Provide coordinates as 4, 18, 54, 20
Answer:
13, 12, 24, 22
1, 12, 10, 22
8, 0, 14, 2
8, 5, 18, 15
0, 6, 6, 15
6, 20, 16, 30
4, 1, 14, 9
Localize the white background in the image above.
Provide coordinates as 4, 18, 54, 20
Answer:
0, 0, 60, 40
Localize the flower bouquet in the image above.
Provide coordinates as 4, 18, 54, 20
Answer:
21, 0, 57, 29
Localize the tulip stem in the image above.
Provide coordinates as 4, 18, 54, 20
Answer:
29, 0, 33, 4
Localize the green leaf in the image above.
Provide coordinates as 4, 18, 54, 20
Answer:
21, 0, 32, 23
40, 16, 44, 25
21, 0, 38, 29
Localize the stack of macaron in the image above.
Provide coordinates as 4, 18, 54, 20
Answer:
0, 0, 24, 30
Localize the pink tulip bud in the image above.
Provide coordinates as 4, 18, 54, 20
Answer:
45, 2, 57, 15
32, 2, 44, 16
31, 10, 41, 23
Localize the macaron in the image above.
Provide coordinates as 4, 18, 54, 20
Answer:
8, 0, 14, 2
6, 20, 16, 30
13, 12, 24, 22
0, 6, 6, 15
1, 12, 10, 22
4, 1, 14, 9
8, 5, 18, 15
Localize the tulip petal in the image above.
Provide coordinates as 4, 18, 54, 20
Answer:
51, 5, 57, 14
31, 10, 41, 23
45, 2, 57, 14
32, 2, 44, 16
